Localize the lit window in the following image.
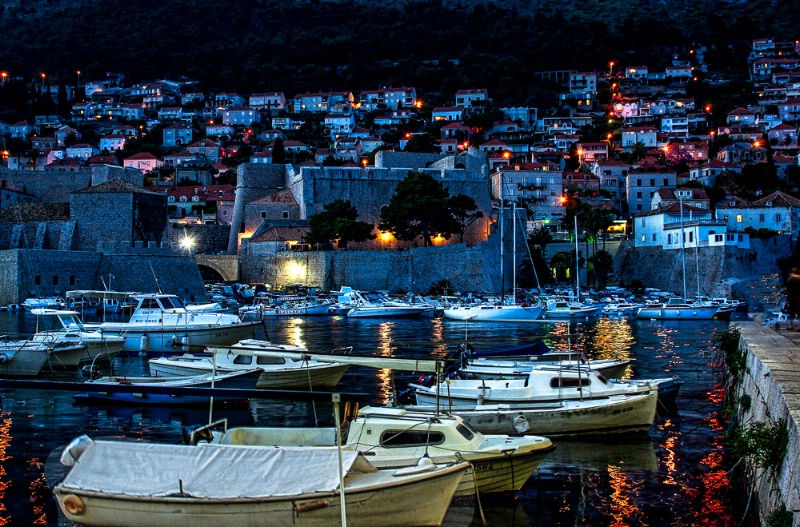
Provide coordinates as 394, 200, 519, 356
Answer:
736, 215, 742, 223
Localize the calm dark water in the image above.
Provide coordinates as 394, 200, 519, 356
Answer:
0, 311, 749, 526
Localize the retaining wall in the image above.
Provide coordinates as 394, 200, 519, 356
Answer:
737, 322, 800, 526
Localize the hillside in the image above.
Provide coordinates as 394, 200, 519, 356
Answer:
0, 0, 797, 101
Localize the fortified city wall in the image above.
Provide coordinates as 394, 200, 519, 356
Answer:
0, 249, 207, 305
241, 241, 500, 294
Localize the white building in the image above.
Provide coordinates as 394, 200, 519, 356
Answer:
714, 190, 800, 242
634, 203, 737, 249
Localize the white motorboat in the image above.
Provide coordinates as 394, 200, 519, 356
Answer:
148, 339, 349, 389
461, 357, 632, 381
240, 299, 332, 319
635, 297, 720, 320
412, 367, 657, 407
601, 301, 641, 317
30, 309, 125, 367
443, 301, 545, 322
541, 300, 600, 320
0, 337, 54, 376
83, 294, 262, 354
194, 405, 555, 496
54, 436, 468, 527
21, 296, 64, 311
346, 291, 428, 319
405, 390, 659, 437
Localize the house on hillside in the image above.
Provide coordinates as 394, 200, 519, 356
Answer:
651, 187, 709, 211
626, 167, 678, 214
714, 190, 800, 242
455, 88, 489, 108
124, 152, 163, 173
634, 203, 735, 249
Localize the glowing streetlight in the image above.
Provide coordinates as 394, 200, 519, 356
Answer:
0, 71, 7, 85
76, 70, 81, 86
180, 235, 196, 255
609, 61, 615, 77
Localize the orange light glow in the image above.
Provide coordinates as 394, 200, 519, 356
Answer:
404, 133, 410, 139
559, 196, 567, 204
503, 151, 511, 159
753, 140, 761, 147
379, 231, 393, 242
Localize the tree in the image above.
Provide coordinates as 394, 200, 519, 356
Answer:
589, 250, 615, 289
380, 171, 457, 247
404, 133, 438, 153
303, 199, 375, 249
272, 137, 286, 164
447, 194, 482, 242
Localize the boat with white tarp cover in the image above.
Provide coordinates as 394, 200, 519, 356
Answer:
54, 436, 468, 527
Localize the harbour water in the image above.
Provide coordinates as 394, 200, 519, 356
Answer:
0, 310, 750, 526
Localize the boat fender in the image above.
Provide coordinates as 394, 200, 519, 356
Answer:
60, 435, 94, 467
294, 499, 330, 513
171, 334, 180, 348
139, 334, 150, 352
181, 336, 190, 352
393, 455, 437, 476
513, 414, 530, 434
62, 495, 85, 516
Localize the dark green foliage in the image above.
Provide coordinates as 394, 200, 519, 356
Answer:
589, 250, 615, 289
743, 227, 779, 239
403, 133, 438, 153
727, 419, 788, 473
302, 199, 374, 249
447, 194, 483, 243
765, 504, 793, 527
715, 325, 746, 380
380, 171, 459, 247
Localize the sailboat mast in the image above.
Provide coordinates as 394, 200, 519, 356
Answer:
574, 216, 580, 302
680, 197, 687, 299
500, 189, 505, 304
512, 201, 516, 305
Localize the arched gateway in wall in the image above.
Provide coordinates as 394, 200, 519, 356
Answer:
195, 254, 239, 282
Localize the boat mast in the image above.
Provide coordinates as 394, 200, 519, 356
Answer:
500, 185, 505, 304
512, 201, 516, 305
574, 216, 580, 302
680, 196, 687, 300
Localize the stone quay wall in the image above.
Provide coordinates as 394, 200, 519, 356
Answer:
736, 322, 800, 526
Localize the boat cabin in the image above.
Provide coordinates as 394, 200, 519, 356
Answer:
31, 309, 86, 333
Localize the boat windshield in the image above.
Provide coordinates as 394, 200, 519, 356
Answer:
160, 296, 184, 309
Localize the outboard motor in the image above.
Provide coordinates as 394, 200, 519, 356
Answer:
81, 365, 99, 379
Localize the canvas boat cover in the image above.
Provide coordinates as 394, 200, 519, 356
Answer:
59, 440, 375, 499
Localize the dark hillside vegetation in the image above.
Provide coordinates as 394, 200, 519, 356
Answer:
0, 0, 797, 103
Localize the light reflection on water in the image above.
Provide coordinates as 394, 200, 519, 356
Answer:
0, 311, 752, 526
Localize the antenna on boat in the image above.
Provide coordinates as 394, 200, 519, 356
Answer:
149, 260, 163, 294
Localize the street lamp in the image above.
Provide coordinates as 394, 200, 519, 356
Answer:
180, 235, 196, 256
0, 71, 6, 86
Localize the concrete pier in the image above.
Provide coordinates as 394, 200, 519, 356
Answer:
737, 321, 800, 525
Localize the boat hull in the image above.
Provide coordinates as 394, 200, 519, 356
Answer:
56, 462, 466, 527
346, 307, 426, 318
96, 322, 262, 354
437, 391, 658, 437
76, 370, 262, 405
0, 346, 50, 376
443, 305, 544, 322
635, 305, 719, 320
148, 360, 350, 390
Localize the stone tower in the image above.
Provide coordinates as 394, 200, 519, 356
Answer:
227, 163, 288, 254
